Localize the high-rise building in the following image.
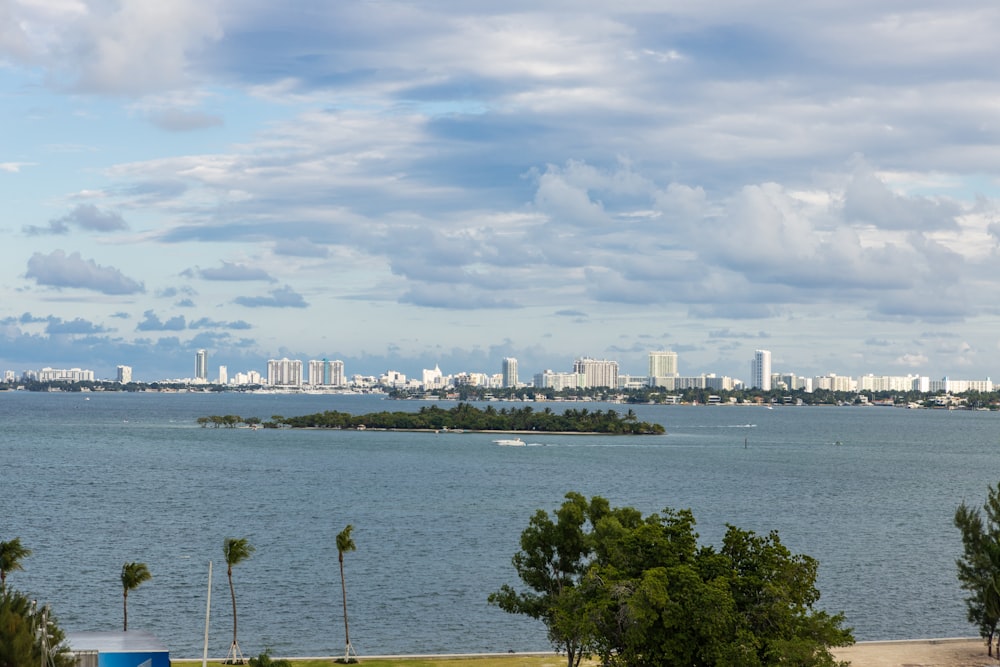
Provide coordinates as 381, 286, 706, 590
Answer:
648, 351, 678, 387
502, 357, 518, 388
218, 365, 228, 385
329, 360, 345, 387
195, 349, 208, 381
268, 358, 303, 387
308, 360, 326, 386
117, 365, 133, 383
573, 357, 620, 389
307, 359, 345, 386
751, 349, 772, 390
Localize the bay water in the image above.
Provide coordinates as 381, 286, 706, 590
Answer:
2, 392, 996, 657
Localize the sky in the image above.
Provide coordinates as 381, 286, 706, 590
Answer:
3, 1, 1000, 382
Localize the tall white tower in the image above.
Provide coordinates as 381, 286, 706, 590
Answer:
502, 357, 518, 388
648, 351, 678, 387
751, 349, 772, 390
195, 349, 208, 381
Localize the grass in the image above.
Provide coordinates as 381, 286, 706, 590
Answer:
173, 656, 588, 667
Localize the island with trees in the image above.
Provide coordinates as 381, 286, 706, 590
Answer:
197, 403, 666, 434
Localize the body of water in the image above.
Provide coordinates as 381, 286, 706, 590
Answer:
2, 392, 996, 657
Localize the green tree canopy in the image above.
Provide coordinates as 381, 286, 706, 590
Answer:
0, 589, 73, 667
491, 492, 853, 667
121, 561, 152, 631
955, 482, 1000, 655
0, 538, 31, 592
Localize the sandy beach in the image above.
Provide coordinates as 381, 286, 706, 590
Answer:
833, 638, 996, 666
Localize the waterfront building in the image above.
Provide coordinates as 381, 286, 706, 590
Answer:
618, 374, 650, 390
454, 372, 491, 387
502, 357, 518, 388
329, 360, 345, 386
218, 365, 228, 385
117, 365, 133, 384
3, 370, 14, 383
704, 374, 736, 391
267, 358, 303, 387
534, 370, 582, 391
573, 357, 619, 389
750, 350, 771, 390
34, 367, 95, 383
380, 370, 406, 388
422, 364, 445, 389
195, 349, 208, 382
648, 351, 679, 387
857, 374, 929, 392
307, 359, 344, 386
929, 377, 994, 393
774, 373, 811, 392
814, 373, 855, 392
308, 360, 324, 386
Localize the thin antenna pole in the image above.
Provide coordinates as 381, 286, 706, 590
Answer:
203, 561, 213, 667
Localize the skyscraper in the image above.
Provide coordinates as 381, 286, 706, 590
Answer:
117, 365, 133, 383
268, 358, 303, 387
502, 357, 518, 388
573, 357, 620, 389
751, 349, 772, 390
648, 351, 678, 387
195, 349, 208, 381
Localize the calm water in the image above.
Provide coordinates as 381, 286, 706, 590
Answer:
2, 392, 996, 657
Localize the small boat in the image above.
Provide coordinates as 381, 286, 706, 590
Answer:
493, 437, 526, 447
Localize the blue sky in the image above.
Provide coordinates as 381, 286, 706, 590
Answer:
3, 1, 1000, 382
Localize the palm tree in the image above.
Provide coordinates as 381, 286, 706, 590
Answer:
336, 525, 357, 663
0, 538, 31, 591
120, 562, 152, 631
223, 537, 255, 664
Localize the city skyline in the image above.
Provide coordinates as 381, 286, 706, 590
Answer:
6, 346, 996, 393
3, 3, 1000, 382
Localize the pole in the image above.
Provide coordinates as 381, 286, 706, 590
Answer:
203, 561, 212, 667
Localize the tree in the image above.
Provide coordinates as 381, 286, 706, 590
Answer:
336, 525, 357, 663
247, 649, 291, 667
493, 493, 853, 667
955, 482, 1000, 656
0, 538, 31, 592
0, 589, 73, 667
120, 562, 152, 631
223, 537, 255, 664
489, 492, 609, 667
719, 525, 852, 667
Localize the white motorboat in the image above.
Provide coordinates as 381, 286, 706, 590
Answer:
493, 437, 526, 446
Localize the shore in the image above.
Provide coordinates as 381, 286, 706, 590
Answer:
832, 638, 992, 666
172, 640, 995, 666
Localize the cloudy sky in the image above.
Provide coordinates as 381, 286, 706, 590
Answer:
2, 1, 1000, 382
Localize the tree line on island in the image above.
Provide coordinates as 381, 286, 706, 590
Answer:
197, 403, 666, 434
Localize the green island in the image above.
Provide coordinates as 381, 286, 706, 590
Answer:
197, 403, 665, 434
